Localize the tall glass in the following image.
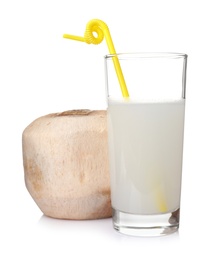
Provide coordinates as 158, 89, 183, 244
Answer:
105, 53, 187, 236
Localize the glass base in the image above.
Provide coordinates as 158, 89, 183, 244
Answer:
112, 208, 179, 237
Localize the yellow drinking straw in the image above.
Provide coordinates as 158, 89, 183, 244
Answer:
63, 19, 167, 213
63, 19, 129, 98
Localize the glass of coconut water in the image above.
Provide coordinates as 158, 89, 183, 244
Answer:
105, 53, 187, 236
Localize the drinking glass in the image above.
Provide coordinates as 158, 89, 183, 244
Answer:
105, 52, 187, 236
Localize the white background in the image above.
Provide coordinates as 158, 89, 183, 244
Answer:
0, 0, 207, 259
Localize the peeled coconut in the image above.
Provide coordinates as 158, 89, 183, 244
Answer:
22, 110, 111, 220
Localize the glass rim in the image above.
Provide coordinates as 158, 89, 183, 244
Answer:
105, 52, 188, 60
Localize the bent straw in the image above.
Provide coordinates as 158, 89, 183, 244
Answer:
63, 19, 129, 98
63, 19, 167, 213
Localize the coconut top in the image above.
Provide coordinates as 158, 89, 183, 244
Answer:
23, 110, 107, 137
